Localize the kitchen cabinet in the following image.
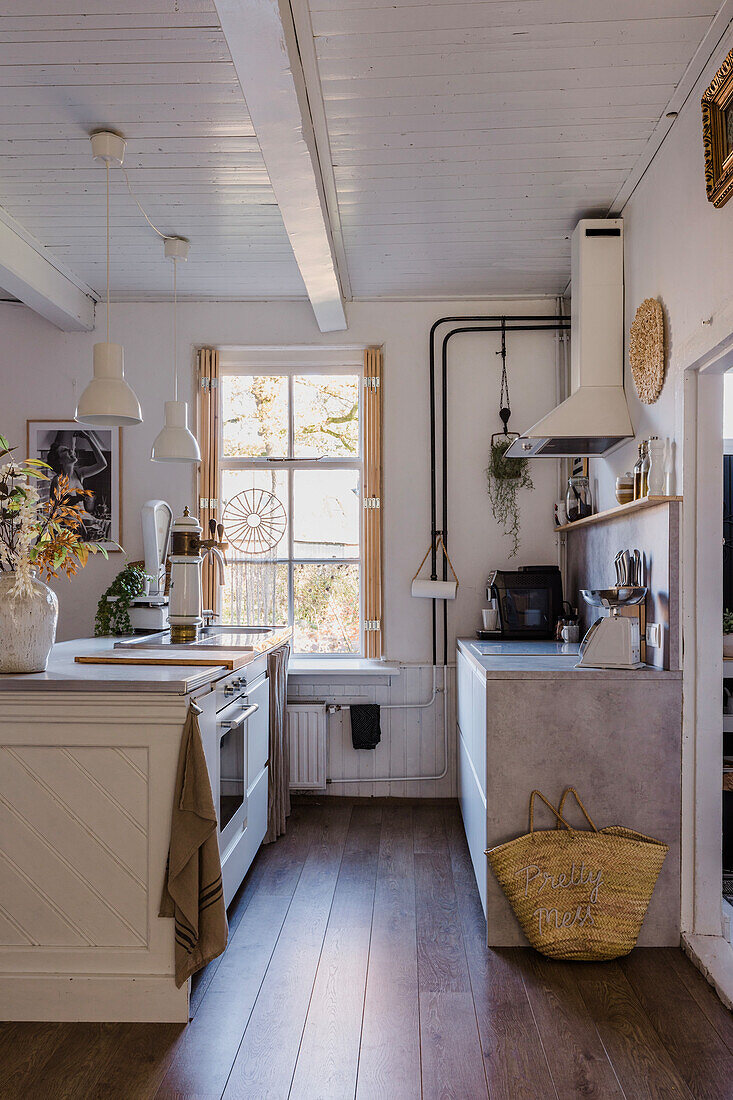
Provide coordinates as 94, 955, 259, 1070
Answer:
0, 635, 286, 1022
456, 639, 683, 947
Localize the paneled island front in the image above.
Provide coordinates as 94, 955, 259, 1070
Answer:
0, 631, 289, 1022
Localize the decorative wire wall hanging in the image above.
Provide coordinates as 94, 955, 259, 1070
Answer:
222, 487, 287, 556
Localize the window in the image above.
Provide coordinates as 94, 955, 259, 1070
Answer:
199, 347, 382, 657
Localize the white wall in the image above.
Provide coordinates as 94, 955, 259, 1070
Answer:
0, 297, 562, 658
592, 22, 733, 509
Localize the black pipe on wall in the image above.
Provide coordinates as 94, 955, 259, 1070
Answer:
428, 315, 571, 665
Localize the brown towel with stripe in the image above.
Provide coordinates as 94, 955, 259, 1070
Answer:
159, 702, 228, 987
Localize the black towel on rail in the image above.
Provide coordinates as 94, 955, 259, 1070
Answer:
350, 704, 381, 750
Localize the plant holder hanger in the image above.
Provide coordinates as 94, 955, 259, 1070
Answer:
490, 321, 519, 450
412, 533, 459, 599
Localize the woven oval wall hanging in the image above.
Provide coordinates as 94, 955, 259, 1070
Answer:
629, 298, 665, 404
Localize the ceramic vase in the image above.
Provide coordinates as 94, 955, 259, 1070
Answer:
0, 572, 58, 673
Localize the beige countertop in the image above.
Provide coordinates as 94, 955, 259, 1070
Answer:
0, 629, 292, 693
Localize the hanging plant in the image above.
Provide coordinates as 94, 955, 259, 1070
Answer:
94, 563, 150, 636
485, 323, 533, 556
487, 438, 533, 557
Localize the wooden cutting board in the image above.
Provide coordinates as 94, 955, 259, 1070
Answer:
75, 648, 253, 670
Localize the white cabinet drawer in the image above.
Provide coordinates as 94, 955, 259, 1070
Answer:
246, 677, 269, 791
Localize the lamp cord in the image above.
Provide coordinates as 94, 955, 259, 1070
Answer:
106, 158, 110, 344
173, 257, 178, 402
121, 165, 176, 242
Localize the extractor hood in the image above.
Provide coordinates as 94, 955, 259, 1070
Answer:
505, 218, 633, 459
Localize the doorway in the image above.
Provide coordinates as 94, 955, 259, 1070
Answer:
682, 336, 733, 1005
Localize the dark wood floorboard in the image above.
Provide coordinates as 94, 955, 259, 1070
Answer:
577, 965, 698, 1100
221, 800, 353, 1099
289, 804, 381, 1099
523, 954, 625, 1099
668, 946, 733, 1056
356, 803, 421, 1100
414, 799, 488, 1099
3, 797, 733, 1100
619, 949, 733, 1100
443, 802, 558, 1100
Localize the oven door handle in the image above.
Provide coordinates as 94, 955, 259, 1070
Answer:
220, 702, 258, 731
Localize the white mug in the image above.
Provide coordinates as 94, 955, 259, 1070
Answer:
482, 608, 499, 631
562, 623, 580, 643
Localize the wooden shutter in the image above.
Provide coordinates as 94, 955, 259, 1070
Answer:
197, 347, 220, 614
363, 347, 383, 658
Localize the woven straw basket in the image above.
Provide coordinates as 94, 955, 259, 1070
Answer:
486, 788, 668, 961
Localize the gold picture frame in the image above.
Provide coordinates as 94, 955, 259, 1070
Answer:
701, 47, 733, 208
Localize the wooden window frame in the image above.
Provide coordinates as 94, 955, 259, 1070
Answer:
197, 346, 383, 658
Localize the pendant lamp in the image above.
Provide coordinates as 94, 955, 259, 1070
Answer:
76, 132, 142, 427
151, 237, 201, 463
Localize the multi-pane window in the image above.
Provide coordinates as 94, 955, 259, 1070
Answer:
218, 349, 363, 655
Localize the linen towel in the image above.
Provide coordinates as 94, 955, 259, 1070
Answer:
350, 703, 381, 750
160, 701, 228, 987
265, 642, 291, 844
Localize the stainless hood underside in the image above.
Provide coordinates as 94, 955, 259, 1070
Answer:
505, 384, 634, 459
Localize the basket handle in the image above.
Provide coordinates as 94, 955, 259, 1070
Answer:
556, 787, 599, 833
412, 534, 459, 587
529, 789, 575, 837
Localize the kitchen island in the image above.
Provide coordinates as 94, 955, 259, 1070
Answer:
0, 630, 289, 1022
456, 638, 683, 947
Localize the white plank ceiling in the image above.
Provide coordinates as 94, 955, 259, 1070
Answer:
0, 0, 306, 300
0, 0, 724, 301
308, 0, 723, 297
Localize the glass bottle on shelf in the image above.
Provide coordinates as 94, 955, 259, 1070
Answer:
633, 442, 646, 500
640, 439, 651, 498
566, 474, 593, 522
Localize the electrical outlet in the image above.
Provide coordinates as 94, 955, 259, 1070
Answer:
646, 622, 662, 649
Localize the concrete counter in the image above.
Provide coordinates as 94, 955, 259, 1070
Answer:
456, 638, 683, 948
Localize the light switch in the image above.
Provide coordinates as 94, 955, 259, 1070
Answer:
646, 622, 662, 649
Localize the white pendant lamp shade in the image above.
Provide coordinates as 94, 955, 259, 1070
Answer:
152, 400, 201, 463
151, 235, 199, 463
76, 342, 143, 426
76, 130, 143, 428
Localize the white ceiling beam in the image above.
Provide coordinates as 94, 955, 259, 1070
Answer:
0, 206, 95, 331
213, 0, 347, 332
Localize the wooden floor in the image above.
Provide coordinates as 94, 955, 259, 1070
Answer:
3, 797, 733, 1100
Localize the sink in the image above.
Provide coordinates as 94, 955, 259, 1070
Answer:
115, 625, 283, 651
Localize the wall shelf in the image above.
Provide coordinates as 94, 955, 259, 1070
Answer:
555, 495, 682, 534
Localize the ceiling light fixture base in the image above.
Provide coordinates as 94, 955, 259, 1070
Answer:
90, 130, 126, 167
164, 237, 190, 261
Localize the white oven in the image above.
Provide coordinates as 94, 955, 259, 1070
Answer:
207, 660, 270, 905
217, 696, 257, 854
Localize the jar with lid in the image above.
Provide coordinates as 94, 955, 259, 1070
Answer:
566, 475, 593, 522
615, 473, 634, 505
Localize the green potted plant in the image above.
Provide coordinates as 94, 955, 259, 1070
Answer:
95, 563, 150, 636
486, 437, 533, 557
724, 609, 733, 657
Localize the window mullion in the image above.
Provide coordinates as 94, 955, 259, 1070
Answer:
287, 373, 295, 635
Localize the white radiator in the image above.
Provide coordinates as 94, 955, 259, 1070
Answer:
288, 702, 327, 791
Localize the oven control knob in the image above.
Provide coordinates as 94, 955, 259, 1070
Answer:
224, 683, 235, 696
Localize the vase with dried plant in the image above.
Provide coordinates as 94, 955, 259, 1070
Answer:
0, 433, 109, 672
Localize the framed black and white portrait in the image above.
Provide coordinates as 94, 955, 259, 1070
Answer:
26, 420, 121, 551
